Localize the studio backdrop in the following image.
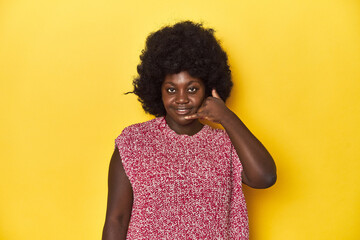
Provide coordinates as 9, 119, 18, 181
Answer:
1, 0, 359, 239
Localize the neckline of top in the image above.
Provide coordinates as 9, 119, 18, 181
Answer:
157, 117, 210, 138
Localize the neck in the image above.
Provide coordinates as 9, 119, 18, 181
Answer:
165, 116, 204, 136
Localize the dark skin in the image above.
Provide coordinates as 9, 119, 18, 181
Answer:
185, 88, 277, 188
102, 147, 133, 240
102, 71, 276, 240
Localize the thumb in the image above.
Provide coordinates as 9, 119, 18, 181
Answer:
212, 89, 221, 99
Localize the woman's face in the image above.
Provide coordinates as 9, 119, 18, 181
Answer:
161, 71, 206, 131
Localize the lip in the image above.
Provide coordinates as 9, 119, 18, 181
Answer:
174, 107, 192, 115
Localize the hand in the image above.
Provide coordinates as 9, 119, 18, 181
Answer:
184, 89, 231, 124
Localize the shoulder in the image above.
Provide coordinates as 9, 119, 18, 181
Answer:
116, 118, 161, 142
204, 125, 231, 145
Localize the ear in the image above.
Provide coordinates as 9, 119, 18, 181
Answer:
212, 89, 221, 99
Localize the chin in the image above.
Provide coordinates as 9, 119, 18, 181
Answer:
175, 116, 195, 125
166, 114, 196, 126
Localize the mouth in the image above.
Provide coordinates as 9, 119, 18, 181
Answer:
174, 107, 192, 115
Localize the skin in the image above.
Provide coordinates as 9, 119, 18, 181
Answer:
102, 147, 133, 240
161, 71, 206, 136
184, 88, 277, 188
102, 71, 276, 240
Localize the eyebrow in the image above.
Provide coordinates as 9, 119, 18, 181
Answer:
162, 81, 175, 86
162, 81, 201, 86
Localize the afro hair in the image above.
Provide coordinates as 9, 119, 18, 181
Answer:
131, 21, 233, 117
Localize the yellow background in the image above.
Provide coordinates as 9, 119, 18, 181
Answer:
1, 0, 359, 239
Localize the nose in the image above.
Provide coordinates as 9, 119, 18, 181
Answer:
175, 90, 189, 104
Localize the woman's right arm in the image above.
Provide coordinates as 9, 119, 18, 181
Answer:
102, 146, 133, 240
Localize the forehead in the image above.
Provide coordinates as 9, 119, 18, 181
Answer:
162, 71, 203, 85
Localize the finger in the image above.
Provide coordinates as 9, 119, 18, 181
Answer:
212, 89, 221, 99
184, 112, 207, 120
184, 113, 200, 120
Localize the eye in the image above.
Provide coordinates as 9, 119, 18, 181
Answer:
167, 88, 176, 93
188, 87, 197, 93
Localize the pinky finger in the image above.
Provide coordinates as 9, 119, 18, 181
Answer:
184, 114, 199, 120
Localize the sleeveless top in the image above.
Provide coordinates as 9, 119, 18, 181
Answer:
115, 117, 249, 239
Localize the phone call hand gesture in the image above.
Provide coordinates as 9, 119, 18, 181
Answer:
184, 89, 231, 125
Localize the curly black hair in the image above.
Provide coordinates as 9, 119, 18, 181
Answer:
131, 21, 233, 117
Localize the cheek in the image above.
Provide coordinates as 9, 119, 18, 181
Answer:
161, 90, 168, 104
161, 97, 168, 108
161, 94, 173, 108
199, 90, 206, 103
193, 95, 205, 106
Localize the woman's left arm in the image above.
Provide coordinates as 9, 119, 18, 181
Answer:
185, 89, 277, 189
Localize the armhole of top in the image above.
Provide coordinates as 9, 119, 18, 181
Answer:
229, 138, 243, 184
114, 134, 125, 169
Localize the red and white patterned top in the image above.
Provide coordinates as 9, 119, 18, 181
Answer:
116, 117, 249, 239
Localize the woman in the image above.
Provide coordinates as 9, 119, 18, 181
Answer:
102, 21, 276, 240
